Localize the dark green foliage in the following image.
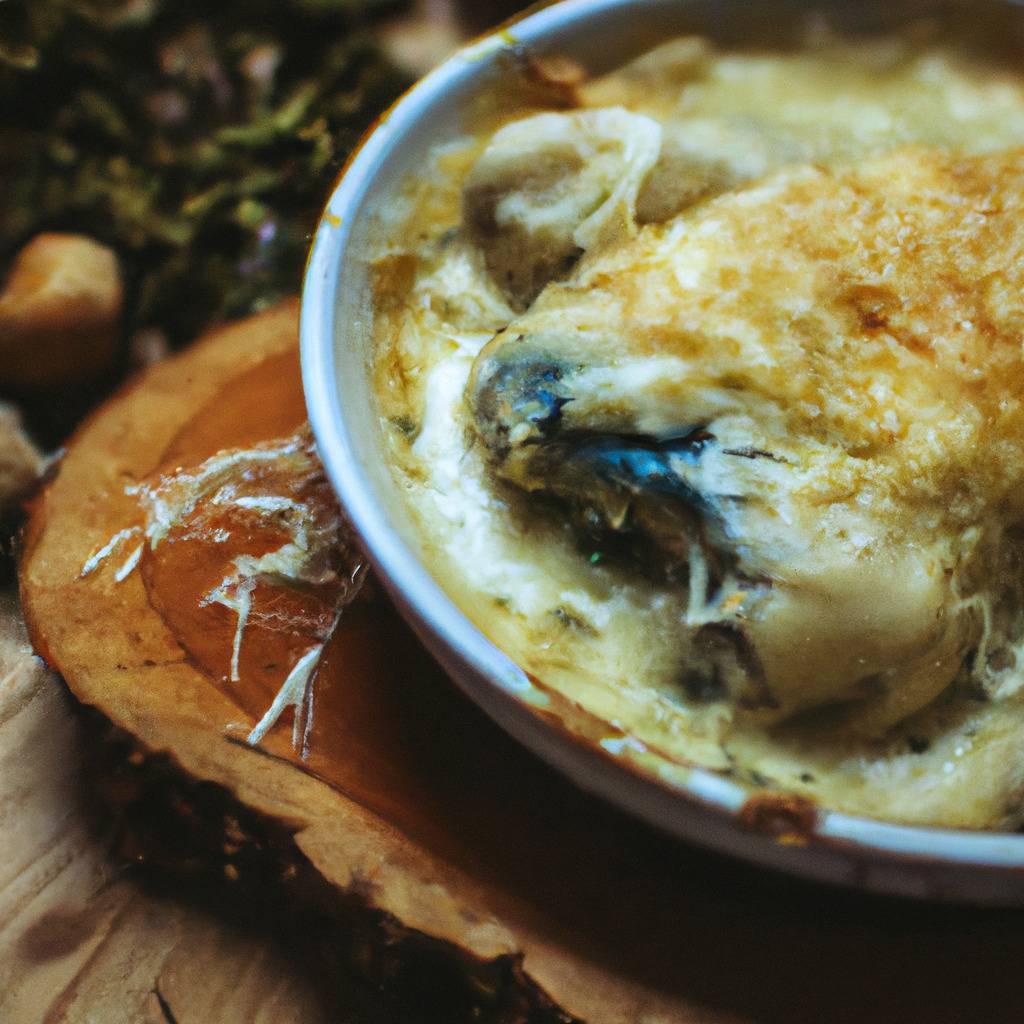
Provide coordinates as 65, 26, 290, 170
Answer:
0, 0, 410, 345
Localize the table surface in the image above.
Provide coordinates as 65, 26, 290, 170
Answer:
0, 596, 350, 1023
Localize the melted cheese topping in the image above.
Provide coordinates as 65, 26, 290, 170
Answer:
477, 148, 1024, 727
373, 31, 1024, 828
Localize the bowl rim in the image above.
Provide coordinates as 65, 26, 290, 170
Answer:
301, 0, 1024, 898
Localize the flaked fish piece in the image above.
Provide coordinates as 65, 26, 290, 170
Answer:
468, 146, 1024, 733
463, 107, 662, 307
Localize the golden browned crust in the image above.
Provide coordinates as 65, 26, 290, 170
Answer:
532, 147, 1024, 527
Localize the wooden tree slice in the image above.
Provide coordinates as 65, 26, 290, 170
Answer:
21, 300, 1024, 1024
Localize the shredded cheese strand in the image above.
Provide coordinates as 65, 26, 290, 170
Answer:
246, 644, 324, 747
80, 526, 141, 578
113, 543, 144, 582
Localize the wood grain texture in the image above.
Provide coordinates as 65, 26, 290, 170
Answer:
0, 596, 333, 1024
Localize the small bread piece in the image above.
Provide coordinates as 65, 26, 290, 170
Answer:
0, 233, 122, 390
0, 403, 41, 507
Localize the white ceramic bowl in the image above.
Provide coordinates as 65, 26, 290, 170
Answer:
302, 0, 1024, 904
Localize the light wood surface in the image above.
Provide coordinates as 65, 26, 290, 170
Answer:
0, 597, 335, 1024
